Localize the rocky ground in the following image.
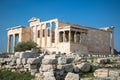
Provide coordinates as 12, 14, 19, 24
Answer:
0, 51, 120, 80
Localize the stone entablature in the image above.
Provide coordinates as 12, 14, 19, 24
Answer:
7, 17, 114, 55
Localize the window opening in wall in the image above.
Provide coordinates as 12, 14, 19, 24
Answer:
52, 22, 56, 31
38, 30, 40, 38
46, 23, 51, 37
43, 29, 45, 37
46, 23, 50, 29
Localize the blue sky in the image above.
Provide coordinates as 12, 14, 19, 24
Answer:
0, 0, 120, 52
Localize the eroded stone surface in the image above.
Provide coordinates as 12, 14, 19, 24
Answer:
77, 62, 91, 72
94, 68, 109, 78
65, 72, 79, 80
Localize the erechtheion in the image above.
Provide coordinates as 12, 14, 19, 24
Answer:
7, 17, 114, 55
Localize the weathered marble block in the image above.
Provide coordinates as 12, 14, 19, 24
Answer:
43, 71, 54, 78
97, 58, 111, 64
44, 54, 58, 59
64, 64, 73, 72
109, 70, 120, 77
65, 72, 79, 80
22, 58, 27, 65
66, 57, 74, 63
27, 58, 41, 64
94, 68, 109, 78
73, 66, 79, 73
57, 57, 67, 65
57, 65, 65, 70
16, 58, 22, 65
43, 71, 56, 80
40, 64, 56, 72
14, 52, 21, 58
30, 64, 37, 69
77, 62, 91, 72
19, 52, 39, 58
42, 59, 57, 64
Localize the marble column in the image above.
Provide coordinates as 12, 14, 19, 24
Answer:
50, 23, 52, 47
7, 35, 10, 53
45, 28, 47, 47
35, 26, 37, 42
111, 31, 114, 54
74, 32, 76, 43
69, 31, 71, 42
63, 31, 65, 42
45, 23, 50, 47
18, 33, 22, 42
40, 25, 42, 47
13, 34, 16, 53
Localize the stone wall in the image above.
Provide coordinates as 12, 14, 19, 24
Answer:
70, 43, 88, 54
58, 43, 70, 53
87, 28, 110, 54
22, 27, 31, 42
1, 52, 120, 80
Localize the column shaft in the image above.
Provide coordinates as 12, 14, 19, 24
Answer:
45, 28, 47, 47
35, 26, 37, 42
13, 34, 16, 53
111, 31, 114, 54
63, 31, 65, 42
40, 25, 42, 47
74, 32, 76, 43
7, 35, 10, 53
50, 23, 52, 47
69, 31, 71, 42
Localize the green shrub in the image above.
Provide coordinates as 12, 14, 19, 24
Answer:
0, 70, 35, 80
14, 40, 37, 52
80, 72, 94, 78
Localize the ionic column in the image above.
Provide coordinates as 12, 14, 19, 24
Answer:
63, 31, 65, 42
45, 28, 47, 47
111, 31, 114, 54
85, 33, 88, 45
40, 25, 42, 47
50, 23, 52, 47
35, 26, 37, 42
7, 35, 10, 53
69, 31, 71, 42
74, 32, 77, 43
31, 27, 33, 40
13, 34, 16, 53
19, 33, 22, 42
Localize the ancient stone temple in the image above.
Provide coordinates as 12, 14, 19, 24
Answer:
7, 17, 114, 55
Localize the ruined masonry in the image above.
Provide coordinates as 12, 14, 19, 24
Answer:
7, 17, 114, 54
